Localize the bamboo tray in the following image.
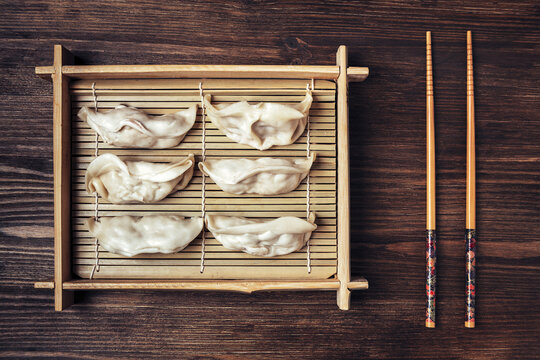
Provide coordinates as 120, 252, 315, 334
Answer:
34, 45, 369, 311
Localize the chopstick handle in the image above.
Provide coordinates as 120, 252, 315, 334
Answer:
426, 229, 437, 328
465, 229, 477, 328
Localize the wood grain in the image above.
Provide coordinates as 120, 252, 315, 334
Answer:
0, 0, 538, 359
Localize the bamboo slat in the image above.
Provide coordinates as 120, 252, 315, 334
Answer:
53, 45, 74, 311
70, 78, 337, 90
336, 45, 351, 310
74, 265, 337, 280
33, 278, 372, 293
60, 279, 346, 292
42, 64, 341, 80
33, 278, 368, 292
71, 225, 336, 233
74, 119, 337, 130
73, 245, 336, 254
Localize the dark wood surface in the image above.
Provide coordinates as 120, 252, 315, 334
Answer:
1, 1, 538, 359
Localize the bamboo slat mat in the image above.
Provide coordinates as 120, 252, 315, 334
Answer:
71, 78, 338, 280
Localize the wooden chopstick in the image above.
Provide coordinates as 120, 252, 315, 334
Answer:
465, 30, 477, 329
425, 31, 437, 328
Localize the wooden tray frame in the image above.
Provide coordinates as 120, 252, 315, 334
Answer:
34, 45, 369, 311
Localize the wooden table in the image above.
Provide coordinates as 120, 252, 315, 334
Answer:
1, 1, 538, 358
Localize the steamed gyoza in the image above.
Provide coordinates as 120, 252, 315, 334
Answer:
205, 214, 316, 257
203, 90, 312, 150
199, 153, 315, 195
87, 215, 203, 257
78, 104, 197, 148
86, 153, 194, 204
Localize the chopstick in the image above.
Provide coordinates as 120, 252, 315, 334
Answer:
425, 31, 437, 328
465, 30, 477, 329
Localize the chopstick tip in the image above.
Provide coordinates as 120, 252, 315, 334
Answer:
465, 320, 476, 328
426, 31, 431, 43
467, 30, 472, 42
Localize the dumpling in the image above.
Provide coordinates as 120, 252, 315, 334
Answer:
205, 213, 316, 257
86, 153, 195, 204
203, 91, 312, 150
87, 215, 203, 257
78, 104, 197, 148
199, 153, 316, 195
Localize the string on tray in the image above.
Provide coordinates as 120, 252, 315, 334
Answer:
199, 82, 206, 273
89, 82, 101, 279
306, 80, 314, 274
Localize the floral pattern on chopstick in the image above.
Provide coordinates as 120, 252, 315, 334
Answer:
466, 229, 477, 327
426, 229, 437, 327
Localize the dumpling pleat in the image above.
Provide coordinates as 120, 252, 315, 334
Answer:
203, 91, 313, 150
78, 104, 197, 148
86, 153, 195, 204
